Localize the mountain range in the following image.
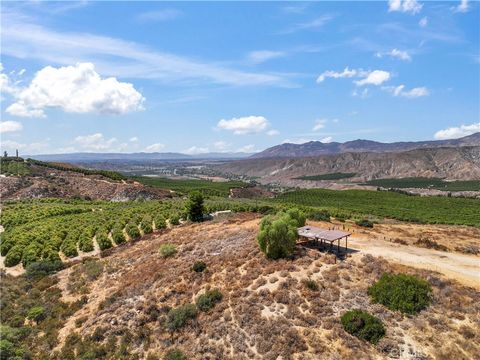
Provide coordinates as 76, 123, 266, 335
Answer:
251, 132, 480, 159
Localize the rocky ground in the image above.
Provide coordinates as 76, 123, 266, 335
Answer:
0, 165, 172, 201
49, 214, 479, 359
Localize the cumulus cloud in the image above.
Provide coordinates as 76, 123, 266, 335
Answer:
388, 0, 423, 14
184, 146, 209, 155
0, 63, 20, 96
419, 16, 428, 27
376, 49, 412, 61
145, 143, 165, 152
453, 0, 469, 12
0, 139, 50, 154
73, 133, 119, 151
0, 120, 23, 133
217, 116, 269, 135
320, 136, 333, 143
355, 70, 391, 86
129, 137, 139, 142
237, 144, 255, 153
213, 141, 230, 151
248, 50, 286, 64
313, 119, 327, 131
6, 63, 145, 118
383, 84, 429, 98
317, 67, 357, 83
434, 122, 480, 140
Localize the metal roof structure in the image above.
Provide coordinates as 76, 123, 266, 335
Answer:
297, 226, 351, 242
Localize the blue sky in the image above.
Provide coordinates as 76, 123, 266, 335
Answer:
0, 0, 479, 155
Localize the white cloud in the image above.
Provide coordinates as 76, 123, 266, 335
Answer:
0, 139, 50, 154
2, 11, 289, 87
0, 63, 20, 96
266, 129, 280, 136
129, 137, 139, 142
213, 141, 230, 151
217, 115, 269, 135
352, 88, 370, 98
377, 49, 411, 61
383, 84, 429, 98
388, 0, 423, 14
73, 133, 119, 151
237, 144, 255, 153
355, 70, 391, 86
434, 122, 480, 140
317, 67, 357, 83
313, 119, 327, 131
145, 143, 166, 152
453, 0, 469, 13
248, 50, 285, 64
6, 63, 145, 118
136, 9, 182, 22
0, 120, 23, 133
419, 16, 428, 27
320, 136, 333, 143
184, 146, 209, 155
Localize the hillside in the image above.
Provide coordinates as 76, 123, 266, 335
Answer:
2, 213, 479, 359
217, 146, 480, 185
0, 158, 172, 201
252, 132, 480, 159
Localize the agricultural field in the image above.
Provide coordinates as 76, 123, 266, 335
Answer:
362, 177, 480, 192
134, 176, 246, 196
294, 172, 356, 181
273, 188, 480, 227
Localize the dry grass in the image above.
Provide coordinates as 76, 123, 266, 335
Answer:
52, 213, 480, 359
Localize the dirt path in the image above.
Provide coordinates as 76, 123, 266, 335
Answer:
348, 236, 480, 289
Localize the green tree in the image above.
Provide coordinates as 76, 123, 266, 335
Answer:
186, 191, 205, 222
257, 211, 299, 259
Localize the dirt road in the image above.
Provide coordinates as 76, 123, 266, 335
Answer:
348, 235, 479, 289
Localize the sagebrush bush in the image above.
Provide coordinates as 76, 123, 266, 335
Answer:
355, 219, 374, 228
192, 261, 207, 273
368, 273, 432, 314
165, 304, 197, 331
302, 278, 319, 291
164, 348, 186, 360
159, 243, 177, 258
196, 288, 222, 312
27, 306, 46, 322
341, 309, 385, 344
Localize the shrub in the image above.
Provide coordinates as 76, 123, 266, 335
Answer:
257, 212, 298, 259
170, 215, 180, 226
302, 278, 319, 291
27, 306, 46, 322
96, 233, 113, 251
4, 245, 23, 267
307, 210, 331, 222
196, 288, 223, 312
0, 339, 15, 360
154, 215, 166, 230
368, 273, 432, 314
164, 348, 186, 360
192, 261, 207, 273
186, 191, 205, 222
25, 260, 64, 279
356, 219, 374, 228
21, 243, 42, 267
159, 243, 177, 258
165, 304, 197, 331
79, 233, 94, 252
61, 239, 78, 258
341, 309, 385, 344
125, 222, 140, 240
